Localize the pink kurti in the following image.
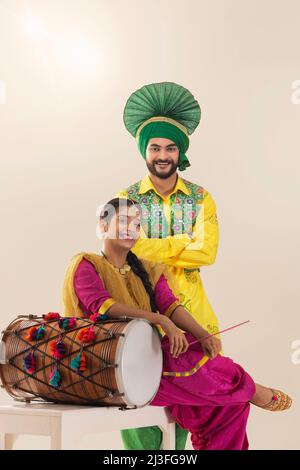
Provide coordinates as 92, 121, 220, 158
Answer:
74, 259, 256, 450
74, 259, 180, 318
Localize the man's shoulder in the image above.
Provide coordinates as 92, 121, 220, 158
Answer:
180, 177, 210, 200
115, 179, 143, 199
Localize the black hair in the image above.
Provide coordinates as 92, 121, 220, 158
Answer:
99, 197, 158, 312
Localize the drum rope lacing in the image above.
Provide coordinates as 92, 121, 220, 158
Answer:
1, 315, 130, 405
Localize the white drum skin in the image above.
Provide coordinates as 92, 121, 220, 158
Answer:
115, 319, 163, 407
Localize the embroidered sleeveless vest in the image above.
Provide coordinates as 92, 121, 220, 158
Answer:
122, 178, 204, 239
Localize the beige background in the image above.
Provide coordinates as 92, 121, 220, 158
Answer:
0, 0, 299, 450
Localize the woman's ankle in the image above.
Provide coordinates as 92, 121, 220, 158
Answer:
250, 384, 273, 407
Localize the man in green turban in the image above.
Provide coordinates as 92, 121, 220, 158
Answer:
137, 119, 191, 172
116, 82, 221, 450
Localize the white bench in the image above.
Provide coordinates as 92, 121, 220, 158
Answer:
0, 402, 176, 450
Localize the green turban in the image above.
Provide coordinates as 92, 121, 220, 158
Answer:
123, 82, 201, 172
137, 121, 190, 172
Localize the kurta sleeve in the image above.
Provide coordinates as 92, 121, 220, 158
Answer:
132, 228, 192, 261
153, 273, 182, 318
74, 259, 116, 317
166, 189, 219, 269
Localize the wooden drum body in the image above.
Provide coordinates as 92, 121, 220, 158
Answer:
0, 315, 163, 409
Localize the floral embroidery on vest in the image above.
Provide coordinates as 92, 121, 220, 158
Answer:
123, 178, 204, 239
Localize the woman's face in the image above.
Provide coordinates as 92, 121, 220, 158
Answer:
100, 203, 141, 250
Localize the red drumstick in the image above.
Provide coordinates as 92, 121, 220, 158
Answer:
188, 320, 250, 346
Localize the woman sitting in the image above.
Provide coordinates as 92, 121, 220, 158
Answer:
62, 197, 292, 450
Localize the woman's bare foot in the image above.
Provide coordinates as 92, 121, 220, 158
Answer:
250, 383, 274, 407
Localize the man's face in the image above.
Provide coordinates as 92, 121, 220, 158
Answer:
145, 137, 179, 179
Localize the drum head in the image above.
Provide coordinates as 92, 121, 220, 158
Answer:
0, 340, 6, 365
115, 319, 163, 407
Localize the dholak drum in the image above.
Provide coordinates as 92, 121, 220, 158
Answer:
0, 314, 163, 409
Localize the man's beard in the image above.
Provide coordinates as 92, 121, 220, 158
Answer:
146, 158, 179, 179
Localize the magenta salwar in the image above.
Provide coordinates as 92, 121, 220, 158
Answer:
150, 332, 256, 450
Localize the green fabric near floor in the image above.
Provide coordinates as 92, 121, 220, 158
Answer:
121, 423, 188, 450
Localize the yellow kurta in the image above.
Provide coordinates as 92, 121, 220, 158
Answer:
116, 174, 220, 337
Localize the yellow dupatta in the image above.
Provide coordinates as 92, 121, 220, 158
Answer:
62, 251, 182, 336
